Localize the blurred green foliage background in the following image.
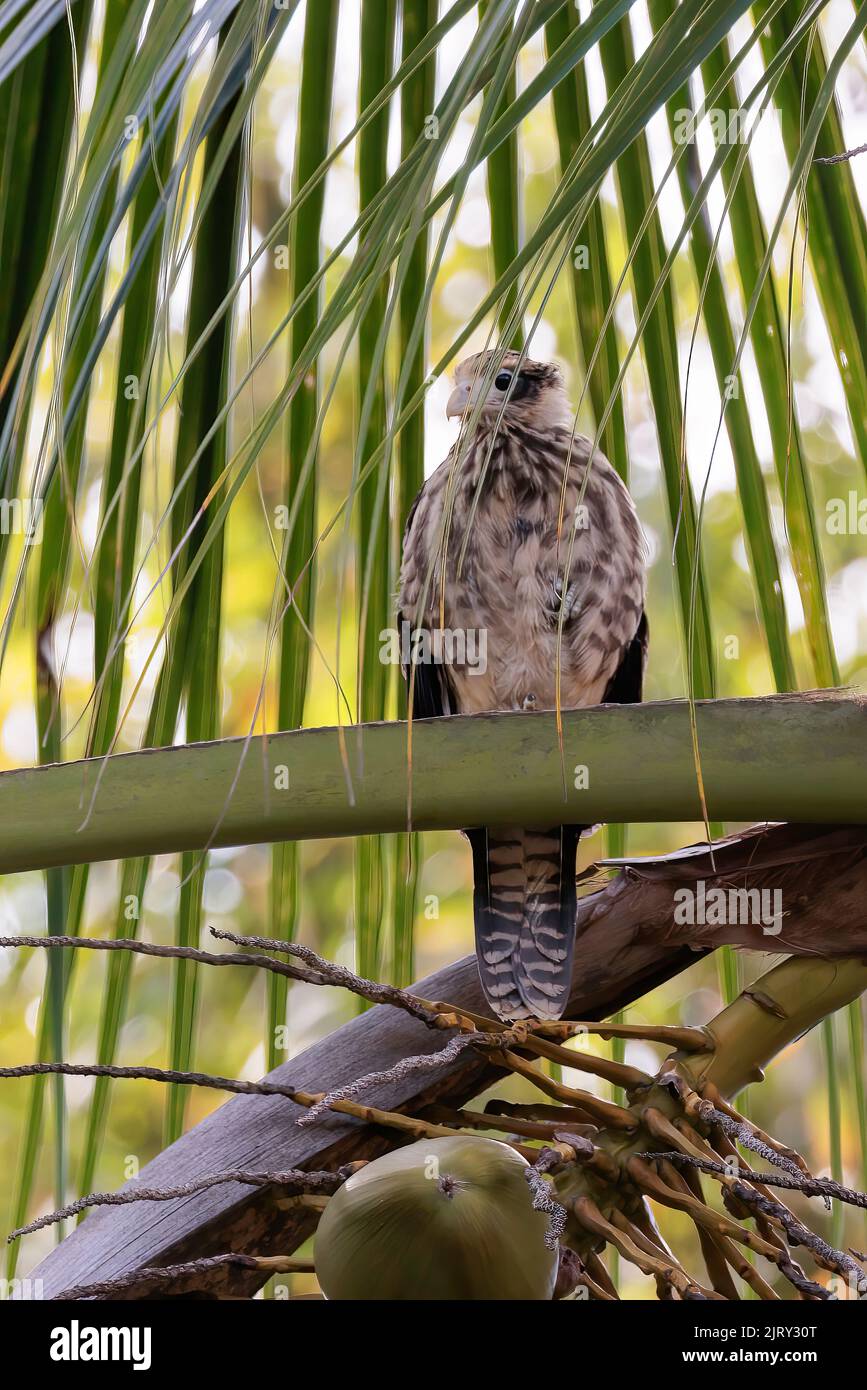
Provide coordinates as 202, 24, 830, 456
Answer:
0, 0, 865, 1297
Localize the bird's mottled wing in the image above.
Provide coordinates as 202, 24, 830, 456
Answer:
397, 470, 455, 718
602, 610, 649, 705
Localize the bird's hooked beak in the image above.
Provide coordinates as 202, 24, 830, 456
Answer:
446, 379, 475, 419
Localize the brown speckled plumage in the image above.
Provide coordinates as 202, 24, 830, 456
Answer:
398, 352, 648, 1021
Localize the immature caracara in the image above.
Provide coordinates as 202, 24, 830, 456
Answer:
398, 351, 648, 1021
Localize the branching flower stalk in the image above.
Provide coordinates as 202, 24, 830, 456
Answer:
547, 955, 867, 1298
3, 930, 866, 1300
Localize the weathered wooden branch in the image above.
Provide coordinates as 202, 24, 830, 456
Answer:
0, 693, 864, 873
21, 821, 867, 1299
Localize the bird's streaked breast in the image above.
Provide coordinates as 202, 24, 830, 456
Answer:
398, 422, 646, 715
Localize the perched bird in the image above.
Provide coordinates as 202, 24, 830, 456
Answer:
398, 351, 647, 1021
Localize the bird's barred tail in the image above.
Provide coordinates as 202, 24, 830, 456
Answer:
468, 826, 582, 1021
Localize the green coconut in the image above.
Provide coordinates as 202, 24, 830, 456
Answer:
314, 1135, 558, 1300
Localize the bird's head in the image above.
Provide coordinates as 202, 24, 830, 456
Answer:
446, 351, 571, 431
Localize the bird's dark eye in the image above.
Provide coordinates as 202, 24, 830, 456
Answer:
495, 370, 512, 391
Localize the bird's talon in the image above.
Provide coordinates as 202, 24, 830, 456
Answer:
548, 578, 581, 623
